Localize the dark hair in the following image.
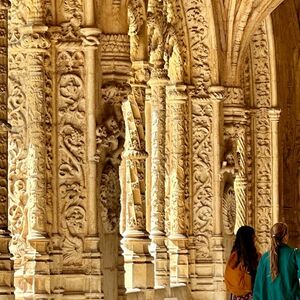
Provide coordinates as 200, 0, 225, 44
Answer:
270, 222, 288, 281
232, 226, 259, 284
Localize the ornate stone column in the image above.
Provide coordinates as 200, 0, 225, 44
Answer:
81, 26, 102, 299
121, 61, 154, 292
166, 84, 188, 285
209, 86, 226, 298
148, 66, 169, 288
223, 87, 248, 234
268, 108, 281, 224
209, 86, 224, 237
0, 0, 13, 297
8, 7, 51, 297
52, 1, 103, 296
250, 20, 273, 252
100, 32, 131, 299
234, 118, 248, 233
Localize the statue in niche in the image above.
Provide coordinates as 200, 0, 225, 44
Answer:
96, 112, 124, 233
95, 114, 124, 169
147, 1, 166, 65
221, 136, 238, 259
220, 138, 238, 177
165, 0, 184, 83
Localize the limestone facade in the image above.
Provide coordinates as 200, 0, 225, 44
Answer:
0, 0, 299, 299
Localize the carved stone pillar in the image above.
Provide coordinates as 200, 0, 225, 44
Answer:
53, 2, 103, 294
81, 27, 102, 299
234, 158, 247, 233
121, 61, 154, 292
234, 119, 248, 233
8, 20, 51, 299
252, 107, 272, 252
100, 33, 131, 299
0, 0, 13, 297
250, 21, 273, 252
166, 84, 188, 285
223, 87, 248, 234
209, 86, 224, 237
268, 108, 281, 224
209, 86, 226, 296
148, 67, 169, 288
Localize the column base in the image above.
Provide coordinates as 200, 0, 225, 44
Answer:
211, 235, 226, 294
149, 234, 169, 288
0, 229, 13, 296
167, 235, 188, 286
121, 234, 154, 291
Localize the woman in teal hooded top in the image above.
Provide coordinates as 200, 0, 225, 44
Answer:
253, 222, 300, 300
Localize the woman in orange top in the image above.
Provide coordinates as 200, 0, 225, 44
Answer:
225, 226, 260, 300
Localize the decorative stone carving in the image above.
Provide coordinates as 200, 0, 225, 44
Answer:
128, 0, 146, 59
234, 125, 248, 233
60, 0, 83, 41
2, 1, 299, 299
97, 83, 126, 234
121, 61, 154, 291
0, 4, 13, 295
148, 67, 169, 288
250, 21, 273, 252
184, 0, 210, 92
190, 89, 213, 259
224, 87, 245, 107
222, 185, 236, 236
57, 51, 87, 268
251, 22, 272, 108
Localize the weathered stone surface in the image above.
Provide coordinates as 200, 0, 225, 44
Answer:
1, 0, 299, 299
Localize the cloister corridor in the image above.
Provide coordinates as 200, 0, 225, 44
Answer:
0, 0, 299, 299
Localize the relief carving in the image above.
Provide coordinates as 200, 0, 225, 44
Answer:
184, 0, 210, 93
222, 184, 236, 236
60, 0, 83, 41
62, 205, 86, 266
96, 83, 126, 234
57, 50, 86, 267
251, 22, 271, 108
8, 51, 29, 266
128, 0, 146, 59
191, 92, 213, 259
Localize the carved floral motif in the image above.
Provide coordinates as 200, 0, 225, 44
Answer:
184, 0, 210, 93
191, 91, 213, 259
250, 21, 273, 252
57, 50, 86, 267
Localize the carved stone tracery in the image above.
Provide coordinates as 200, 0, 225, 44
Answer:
2, 0, 300, 299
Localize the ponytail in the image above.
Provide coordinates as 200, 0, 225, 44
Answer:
270, 223, 288, 281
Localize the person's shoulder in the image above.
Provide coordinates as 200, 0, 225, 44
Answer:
227, 251, 238, 264
281, 244, 296, 253
293, 247, 300, 256
260, 251, 269, 261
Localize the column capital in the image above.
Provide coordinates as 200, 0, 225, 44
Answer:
80, 27, 101, 48
166, 84, 187, 103
148, 67, 168, 85
268, 108, 281, 122
18, 25, 50, 50
131, 61, 150, 85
